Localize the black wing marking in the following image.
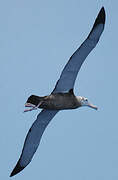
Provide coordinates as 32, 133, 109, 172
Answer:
52, 7, 105, 93
10, 109, 58, 177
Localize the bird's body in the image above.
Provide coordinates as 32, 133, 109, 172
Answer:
26, 90, 81, 110
38, 93, 80, 110
10, 7, 106, 177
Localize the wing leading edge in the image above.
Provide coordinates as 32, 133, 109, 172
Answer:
10, 110, 58, 177
53, 7, 105, 93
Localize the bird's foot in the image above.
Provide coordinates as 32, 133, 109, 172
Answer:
24, 102, 42, 112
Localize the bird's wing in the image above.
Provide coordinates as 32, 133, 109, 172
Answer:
52, 7, 105, 93
10, 109, 58, 177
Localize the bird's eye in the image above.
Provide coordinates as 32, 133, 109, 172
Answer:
85, 98, 88, 101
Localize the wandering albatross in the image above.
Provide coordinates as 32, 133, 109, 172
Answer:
10, 7, 105, 177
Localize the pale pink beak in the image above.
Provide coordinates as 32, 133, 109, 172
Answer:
88, 103, 98, 110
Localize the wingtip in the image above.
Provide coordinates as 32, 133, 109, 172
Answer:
10, 160, 25, 177
99, 6, 105, 23
93, 7, 106, 28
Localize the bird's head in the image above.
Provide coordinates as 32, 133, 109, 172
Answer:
77, 96, 98, 110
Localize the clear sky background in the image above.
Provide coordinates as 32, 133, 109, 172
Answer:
0, 0, 118, 179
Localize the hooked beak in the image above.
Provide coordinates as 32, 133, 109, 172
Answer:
88, 103, 98, 110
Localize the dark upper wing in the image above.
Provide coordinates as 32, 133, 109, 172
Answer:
52, 7, 105, 93
10, 109, 58, 177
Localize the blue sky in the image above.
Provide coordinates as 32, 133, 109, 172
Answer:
0, 0, 118, 179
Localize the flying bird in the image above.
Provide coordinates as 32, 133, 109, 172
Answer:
10, 7, 105, 177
